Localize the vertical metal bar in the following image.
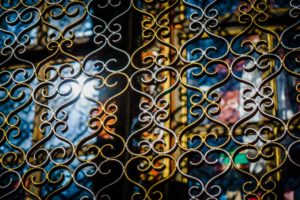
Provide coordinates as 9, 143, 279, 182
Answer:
267, 32, 281, 182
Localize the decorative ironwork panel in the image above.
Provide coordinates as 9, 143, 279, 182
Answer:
0, 0, 299, 199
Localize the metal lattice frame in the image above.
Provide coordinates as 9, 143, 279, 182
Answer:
0, 0, 299, 199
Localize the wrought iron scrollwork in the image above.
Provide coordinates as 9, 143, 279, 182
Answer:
0, 0, 299, 199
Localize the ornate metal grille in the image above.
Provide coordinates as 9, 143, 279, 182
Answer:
0, 0, 299, 199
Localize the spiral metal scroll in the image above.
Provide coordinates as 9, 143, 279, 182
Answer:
0, 0, 299, 199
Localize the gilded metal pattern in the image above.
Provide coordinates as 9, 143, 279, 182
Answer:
0, 0, 299, 199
